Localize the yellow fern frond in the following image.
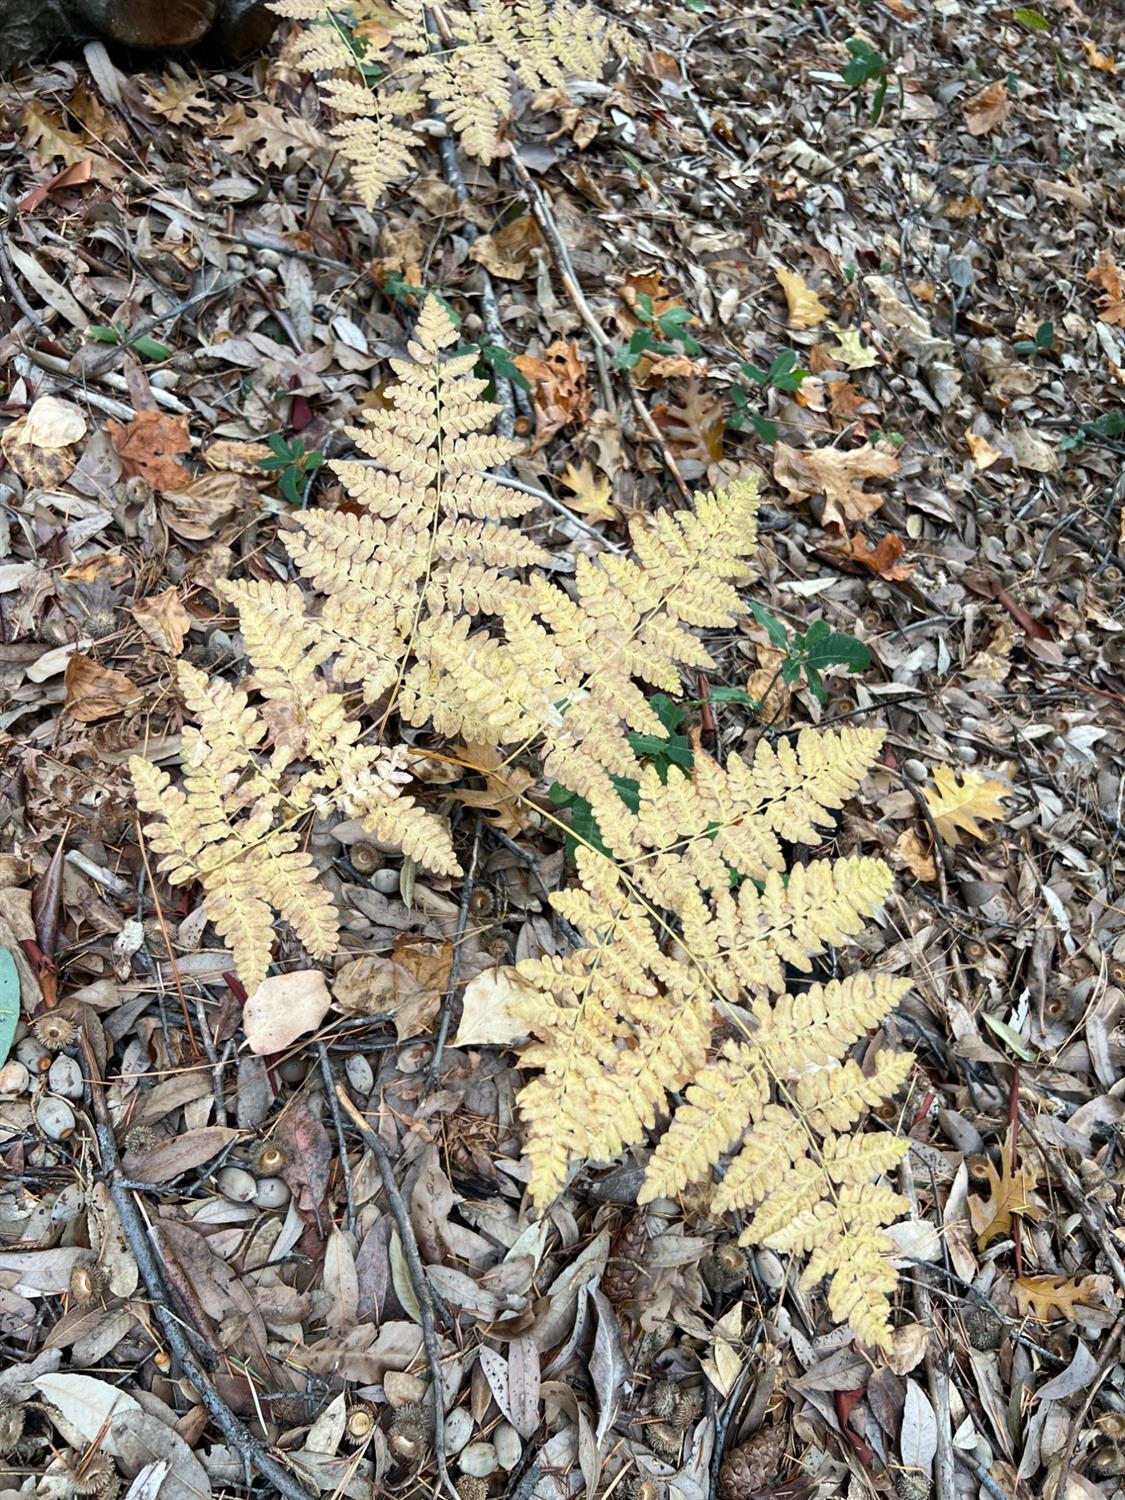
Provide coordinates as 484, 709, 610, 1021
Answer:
753, 972, 913, 1073
332, 115, 419, 209
797, 1048, 915, 1135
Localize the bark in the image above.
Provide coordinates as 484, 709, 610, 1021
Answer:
0, 0, 275, 71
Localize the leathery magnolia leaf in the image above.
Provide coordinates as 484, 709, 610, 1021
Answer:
33, 1373, 141, 1447
588, 1287, 628, 1450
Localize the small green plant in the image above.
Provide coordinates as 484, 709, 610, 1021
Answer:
1013, 6, 1050, 31
257, 433, 325, 505
728, 350, 809, 444
88, 323, 172, 362
737, 604, 872, 705
842, 37, 892, 122
614, 293, 702, 370
1059, 411, 1125, 453
465, 339, 532, 394
549, 693, 692, 858
1013, 321, 1054, 356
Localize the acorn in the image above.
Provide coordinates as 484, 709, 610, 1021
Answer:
457, 1480, 487, 1500
343, 1402, 378, 1448
253, 1141, 289, 1176
32, 1013, 78, 1051
349, 842, 384, 876
389, 1401, 429, 1462
963, 1303, 1005, 1351
647, 1380, 678, 1420
701, 1240, 750, 1294
69, 1261, 110, 1305
0, 1401, 26, 1456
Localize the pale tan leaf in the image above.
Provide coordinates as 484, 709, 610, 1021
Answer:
923, 765, 1010, 846
243, 969, 332, 1054
453, 966, 535, 1048
775, 268, 830, 329
773, 441, 899, 530
557, 460, 619, 522
963, 81, 1012, 136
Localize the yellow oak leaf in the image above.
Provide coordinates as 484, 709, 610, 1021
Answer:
775, 268, 830, 330
558, 461, 619, 522
968, 1145, 1046, 1249
923, 765, 1010, 846
827, 325, 878, 370
1080, 39, 1116, 73
965, 431, 1002, 469
449, 740, 539, 837
1013, 1274, 1104, 1322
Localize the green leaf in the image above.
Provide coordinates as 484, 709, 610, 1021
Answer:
1034, 320, 1054, 349
804, 664, 826, 702
739, 361, 770, 386
280, 467, 303, 505
1013, 6, 1050, 30
0, 949, 18, 1070
748, 601, 790, 649
803, 630, 872, 674
635, 293, 655, 322
267, 432, 290, 458
748, 412, 779, 444
134, 336, 173, 362
88, 325, 121, 345
768, 350, 797, 382
803, 619, 831, 647
980, 1010, 1039, 1062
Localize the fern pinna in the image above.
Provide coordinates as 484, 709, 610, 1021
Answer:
132, 297, 914, 1349
269, 0, 634, 206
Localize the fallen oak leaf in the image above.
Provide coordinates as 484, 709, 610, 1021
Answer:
773, 440, 899, 531
923, 765, 1011, 845
131, 588, 192, 655
827, 325, 878, 370
107, 411, 192, 491
963, 80, 1012, 136
775, 268, 830, 330
850, 531, 913, 580
1088, 250, 1125, 328
1013, 1275, 1106, 1322
556, 461, 619, 523
968, 1142, 1046, 1249
63, 655, 143, 723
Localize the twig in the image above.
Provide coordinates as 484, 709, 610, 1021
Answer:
0, 237, 54, 339
508, 147, 694, 503
428, 819, 482, 1088
333, 1081, 460, 1500
79, 1032, 316, 1500
1017, 1108, 1125, 1296
17, 344, 190, 413
493, 472, 626, 553
900, 1156, 956, 1500
85, 272, 242, 373
316, 1041, 357, 1233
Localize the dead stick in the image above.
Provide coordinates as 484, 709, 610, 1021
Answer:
334, 1081, 459, 1500
900, 1156, 956, 1500
1018, 1107, 1125, 1296
1055, 1308, 1125, 1500
79, 1033, 316, 1500
317, 1042, 357, 1233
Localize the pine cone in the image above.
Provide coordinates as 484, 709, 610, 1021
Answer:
718, 1427, 785, 1500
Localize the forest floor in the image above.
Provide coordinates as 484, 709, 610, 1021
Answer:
1, 0, 1125, 1499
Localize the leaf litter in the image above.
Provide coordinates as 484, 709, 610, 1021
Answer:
0, 0, 1124, 1498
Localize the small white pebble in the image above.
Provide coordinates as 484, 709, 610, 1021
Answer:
217, 1167, 257, 1203
903, 759, 928, 783
254, 1177, 291, 1210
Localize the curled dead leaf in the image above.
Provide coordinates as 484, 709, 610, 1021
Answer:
775, 267, 830, 329
963, 80, 1012, 137
63, 655, 143, 723
773, 441, 899, 532
131, 588, 192, 655
107, 410, 192, 491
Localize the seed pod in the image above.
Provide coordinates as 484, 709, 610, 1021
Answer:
64, 1451, 120, 1498
343, 1402, 378, 1448
457, 1479, 487, 1500
389, 1402, 429, 1463
217, 1167, 257, 1203
349, 842, 383, 876
345, 1055, 374, 1094
963, 1302, 1005, 1351
15, 1037, 51, 1072
893, 1472, 931, 1500
69, 1261, 110, 1305
123, 1125, 163, 1156
36, 1094, 76, 1141
32, 1013, 78, 1051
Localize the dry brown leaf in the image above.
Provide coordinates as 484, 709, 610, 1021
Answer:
144, 73, 214, 125
1, 396, 88, 487
63, 656, 143, 723
453, 966, 535, 1048
131, 589, 192, 655
469, 215, 543, 280
513, 341, 590, 453
450, 740, 540, 836
775, 268, 830, 329
162, 471, 255, 541
556, 461, 619, 523
1080, 38, 1116, 72
215, 102, 327, 170
107, 411, 192, 491
968, 1143, 1046, 1248
963, 81, 1012, 136
202, 440, 274, 476
333, 939, 452, 1040
652, 380, 726, 463
21, 102, 92, 168
618, 271, 684, 320
243, 969, 332, 1055
773, 441, 899, 531
1088, 250, 1125, 327
892, 828, 937, 884
923, 765, 1010, 845
850, 531, 913, 580
23, 396, 86, 449
965, 430, 1003, 469
827, 377, 870, 428
1013, 1275, 1104, 1322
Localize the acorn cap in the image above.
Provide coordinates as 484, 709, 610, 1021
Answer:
32, 1013, 77, 1051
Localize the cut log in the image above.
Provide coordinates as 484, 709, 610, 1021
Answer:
0, 0, 275, 70
71, 0, 220, 48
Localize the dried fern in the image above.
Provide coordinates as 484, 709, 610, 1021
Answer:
270, 0, 634, 206
132, 297, 914, 1349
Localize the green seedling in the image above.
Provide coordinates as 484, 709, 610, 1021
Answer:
1013, 320, 1054, 356
728, 350, 809, 443
614, 293, 702, 370
1059, 411, 1125, 453
842, 37, 892, 122
257, 433, 325, 506
740, 604, 872, 705
88, 323, 172, 362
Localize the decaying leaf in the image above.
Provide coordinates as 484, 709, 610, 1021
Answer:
963, 80, 1012, 136
63, 655, 143, 723
556, 461, 620, 523
850, 531, 913, 580
827, 325, 878, 370
449, 741, 540, 836
1088, 250, 1125, 327
775, 267, 830, 329
107, 411, 192, 491
773, 441, 899, 530
453, 966, 535, 1048
131, 589, 192, 655
244, 969, 332, 1054
923, 765, 1010, 845
968, 1143, 1046, 1248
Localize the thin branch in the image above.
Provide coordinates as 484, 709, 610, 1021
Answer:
427, 818, 482, 1088
900, 1156, 955, 1500
317, 1041, 358, 1233
333, 1081, 460, 1500
492, 472, 626, 553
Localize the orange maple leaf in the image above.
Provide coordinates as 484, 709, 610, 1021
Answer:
107, 410, 192, 491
